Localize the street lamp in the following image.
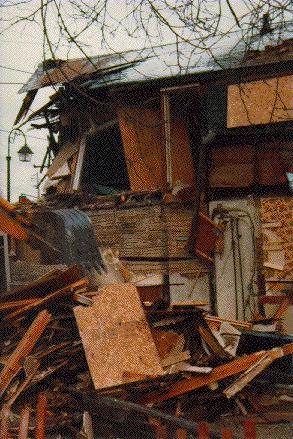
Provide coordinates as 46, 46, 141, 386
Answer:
6, 128, 33, 202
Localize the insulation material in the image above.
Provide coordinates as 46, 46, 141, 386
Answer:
227, 75, 293, 127
74, 284, 163, 390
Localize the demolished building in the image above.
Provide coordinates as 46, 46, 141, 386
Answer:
0, 29, 292, 438
12, 33, 293, 324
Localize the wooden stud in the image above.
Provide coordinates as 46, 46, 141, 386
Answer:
243, 419, 257, 439
198, 421, 210, 439
18, 406, 30, 439
82, 412, 94, 439
221, 428, 233, 439
35, 393, 47, 439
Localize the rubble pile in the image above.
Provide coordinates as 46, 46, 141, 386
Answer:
0, 266, 292, 438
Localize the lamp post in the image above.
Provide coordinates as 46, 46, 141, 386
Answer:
6, 128, 33, 202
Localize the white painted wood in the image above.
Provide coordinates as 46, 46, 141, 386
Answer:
72, 136, 87, 191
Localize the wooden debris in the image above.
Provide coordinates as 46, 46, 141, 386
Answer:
7, 358, 39, 406
0, 310, 51, 397
205, 315, 252, 330
152, 330, 181, 359
223, 347, 285, 398
161, 351, 191, 368
35, 393, 47, 439
0, 260, 292, 436
140, 343, 293, 405
4, 278, 88, 320
82, 412, 94, 439
0, 404, 10, 439
243, 419, 257, 439
198, 421, 210, 439
221, 428, 233, 439
198, 325, 231, 359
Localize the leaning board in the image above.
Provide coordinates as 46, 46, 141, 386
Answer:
74, 283, 163, 390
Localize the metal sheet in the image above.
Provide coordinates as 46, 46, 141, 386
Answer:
19, 28, 292, 94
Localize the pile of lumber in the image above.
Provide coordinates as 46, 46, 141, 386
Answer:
0, 266, 292, 438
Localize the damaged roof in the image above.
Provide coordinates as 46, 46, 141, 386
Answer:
19, 28, 293, 94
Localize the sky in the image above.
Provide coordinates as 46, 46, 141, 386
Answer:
0, 23, 49, 201
0, 1, 291, 201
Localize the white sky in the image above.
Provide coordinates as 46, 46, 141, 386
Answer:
0, 1, 290, 201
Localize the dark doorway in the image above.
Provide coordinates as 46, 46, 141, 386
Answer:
81, 123, 130, 194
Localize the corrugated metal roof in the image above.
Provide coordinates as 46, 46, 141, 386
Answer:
18, 55, 142, 93
19, 27, 293, 94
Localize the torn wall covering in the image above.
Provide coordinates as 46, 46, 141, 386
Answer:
260, 197, 293, 281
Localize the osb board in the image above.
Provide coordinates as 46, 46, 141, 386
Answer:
74, 283, 163, 390
227, 75, 293, 127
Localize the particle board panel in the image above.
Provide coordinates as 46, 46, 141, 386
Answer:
227, 75, 293, 127
74, 283, 163, 390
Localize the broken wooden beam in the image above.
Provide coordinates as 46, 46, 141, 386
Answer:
223, 347, 285, 398
4, 279, 88, 320
204, 315, 252, 330
140, 343, 293, 405
198, 421, 210, 439
198, 325, 231, 359
221, 428, 233, 439
0, 310, 51, 397
0, 404, 10, 439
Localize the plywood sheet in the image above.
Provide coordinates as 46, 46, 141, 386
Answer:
74, 284, 163, 390
227, 75, 293, 127
118, 107, 166, 191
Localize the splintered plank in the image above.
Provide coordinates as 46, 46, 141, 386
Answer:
0, 265, 82, 303
74, 284, 163, 390
140, 343, 293, 405
4, 279, 88, 320
0, 310, 51, 397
